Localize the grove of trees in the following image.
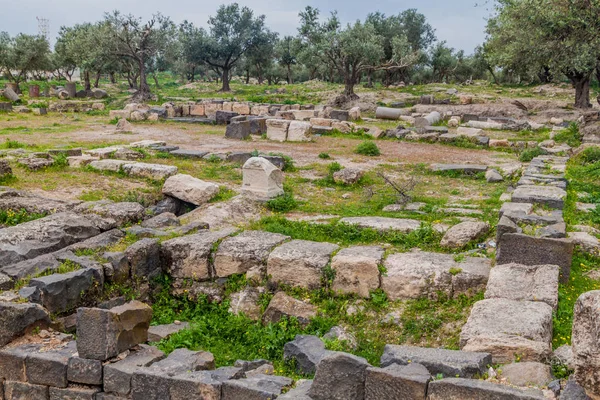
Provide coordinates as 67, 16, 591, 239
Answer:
1, 1, 599, 107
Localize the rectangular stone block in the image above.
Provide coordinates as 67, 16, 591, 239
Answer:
0, 344, 42, 382
332, 246, 384, 298
427, 378, 545, 399
4, 381, 49, 400
287, 121, 313, 142
67, 357, 103, 385
103, 345, 165, 395
266, 119, 290, 142
496, 233, 574, 283
365, 364, 430, 400
76, 301, 153, 361
225, 121, 251, 140
380, 345, 491, 378
190, 104, 205, 117
169, 371, 223, 400
290, 110, 316, 121
26, 343, 75, 387
512, 185, 566, 209
232, 103, 251, 115
49, 386, 101, 400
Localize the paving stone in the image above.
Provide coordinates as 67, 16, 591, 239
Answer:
74, 201, 145, 226
365, 363, 431, 400
122, 163, 178, 180
221, 374, 293, 400
500, 362, 554, 387
427, 378, 545, 399
460, 299, 553, 363
308, 352, 370, 400
512, 185, 567, 209
499, 202, 534, 218
380, 345, 490, 378
161, 228, 235, 281
381, 251, 490, 301
88, 159, 129, 172
103, 345, 165, 395
283, 335, 331, 375
441, 221, 490, 249
169, 149, 210, 159
338, 217, 421, 233
497, 233, 574, 283
67, 356, 103, 385
214, 231, 289, 278
331, 246, 384, 298
3, 381, 49, 400
262, 292, 317, 326
147, 322, 190, 342
266, 239, 339, 289
76, 301, 153, 361
485, 263, 560, 309
431, 164, 488, 174
0, 302, 50, 347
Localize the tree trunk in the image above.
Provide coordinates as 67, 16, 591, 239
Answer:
109, 72, 116, 84
221, 68, 231, 92
153, 74, 160, 88
94, 71, 101, 88
245, 68, 250, 84
84, 71, 91, 91
287, 65, 293, 84
190, 66, 195, 83
538, 66, 552, 83
573, 75, 591, 109
343, 79, 358, 99
365, 70, 373, 88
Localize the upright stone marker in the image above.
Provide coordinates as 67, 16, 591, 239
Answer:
65, 82, 76, 98
241, 157, 284, 200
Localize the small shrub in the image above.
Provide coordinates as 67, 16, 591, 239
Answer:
519, 147, 543, 162
266, 192, 298, 212
4, 139, 26, 149
318, 153, 331, 159
328, 162, 342, 174
355, 141, 381, 156
52, 153, 69, 168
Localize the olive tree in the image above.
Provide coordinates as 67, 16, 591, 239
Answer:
275, 36, 300, 84
0, 33, 51, 91
486, 0, 600, 108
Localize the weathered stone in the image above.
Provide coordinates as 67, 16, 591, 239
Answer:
214, 231, 289, 278
141, 212, 180, 229
415, 111, 441, 128
76, 301, 153, 361
332, 168, 364, 185
29, 267, 103, 313
365, 363, 431, 400
49, 386, 101, 399
168, 370, 228, 400
103, 345, 165, 395
113, 148, 144, 160
75, 201, 144, 226
215, 110, 239, 125
441, 221, 490, 249
339, 217, 421, 233
278, 379, 313, 400
225, 121, 251, 140
287, 121, 313, 142
561, 376, 593, 400
309, 352, 370, 400
512, 185, 567, 209
332, 246, 384, 298
496, 233, 574, 283
380, 345, 490, 378
161, 229, 235, 280
573, 290, 600, 399
500, 362, 554, 388
569, 231, 600, 255
431, 164, 488, 174
88, 159, 129, 172
115, 118, 134, 133
263, 292, 317, 326
169, 149, 209, 159
0, 343, 42, 382
67, 356, 103, 385
162, 174, 219, 206
17, 157, 54, 170
460, 299, 553, 363
553, 344, 574, 369
228, 287, 263, 320
485, 263, 559, 309
382, 251, 490, 301
266, 119, 290, 141
3, 381, 49, 400
221, 374, 292, 400
376, 107, 410, 120
486, 169, 503, 183
148, 321, 191, 342
241, 157, 284, 200
65, 229, 125, 253
131, 348, 215, 400
26, 343, 76, 388
266, 239, 338, 288
427, 378, 545, 399
125, 238, 162, 279
284, 335, 330, 375
0, 302, 50, 346
122, 163, 178, 180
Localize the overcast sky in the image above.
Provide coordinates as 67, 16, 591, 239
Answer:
2, 0, 493, 53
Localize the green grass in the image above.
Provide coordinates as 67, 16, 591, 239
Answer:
355, 141, 381, 156
553, 123, 581, 148
0, 208, 46, 226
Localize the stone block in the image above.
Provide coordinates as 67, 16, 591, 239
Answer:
266, 119, 290, 141
162, 174, 220, 206
161, 229, 235, 280
214, 231, 289, 278
241, 157, 284, 201
338, 217, 421, 233
0, 344, 42, 382
26, 343, 75, 388
225, 121, 251, 140
67, 357, 103, 385
169, 371, 225, 400
232, 103, 251, 115
365, 363, 431, 400
221, 374, 292, 400
287, 121, 312, 142
49, 386, 101, 400
330, 110, 350, 121
215, 111, 239, 125
309, 352, 370, 400
148, 322, 190, 342
3, 381, 49, 400
76, 301, 153, 361
190, 104, 205, 117
122, 163, 178, 180
125, 238, 162, 279
0, 302, 50, 347
499, 362, 553, 387
496, 233, 574, 283
263, 292, 317, 326
572, 290, 600, 399
169, 149, 209, 159
484, 263, 559, 309
283, 335, 331, 375
427, 378, 545, 399
331, 246, 384, 298
512, 185, 567, 209
380, 345, 491, 378
460, 299, 553, 363
290, 110, 316, 121
103, 345, 165, 395
278, 380, 313, 399
266, 239, 339, 289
